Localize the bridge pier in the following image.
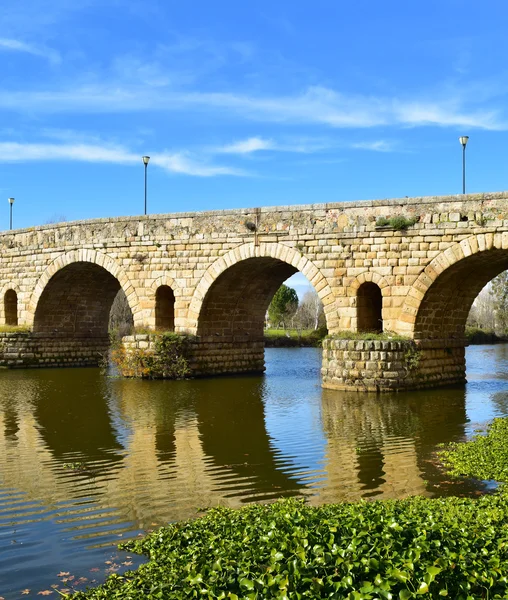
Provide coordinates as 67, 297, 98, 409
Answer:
321, 338, 466, 392
0, 332, 108, 368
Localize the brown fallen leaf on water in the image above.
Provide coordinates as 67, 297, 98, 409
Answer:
122, 561, 133, 566
90, 568, 100, 572
105, 560, 112, 565
21, 591, 30, 596
57, 572, 70, 577
38, 591, 53, 596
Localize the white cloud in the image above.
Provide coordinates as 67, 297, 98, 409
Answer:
351, 140, 397, 152
217, 137, 274, 154
0, 82, 504, 131
0, 141, 246, 177
0, 38, 61, 65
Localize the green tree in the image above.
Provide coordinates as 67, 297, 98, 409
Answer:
491, 271, 508, 334
268, 285, 298, 329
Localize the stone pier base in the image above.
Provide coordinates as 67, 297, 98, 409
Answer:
0, 332, 109, 368
121, 334, 265, 377
321, 338, 466, 392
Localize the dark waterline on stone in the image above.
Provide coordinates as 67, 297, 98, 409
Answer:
0, 344, 507, 597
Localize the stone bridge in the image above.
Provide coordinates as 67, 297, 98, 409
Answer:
0, 191, 507, 391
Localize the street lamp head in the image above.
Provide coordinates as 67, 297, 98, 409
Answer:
8, 198, 14, 205
142, 156, 150, 165
459, 136, 469, 148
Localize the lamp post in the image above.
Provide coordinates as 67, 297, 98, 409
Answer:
8, 197, 14, 230
459, 136, 469, 194
142, 156, 150, 215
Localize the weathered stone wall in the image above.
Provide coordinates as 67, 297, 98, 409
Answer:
0, 333, 108, 368
0, 191, 506, 389
322, 338, 466, 392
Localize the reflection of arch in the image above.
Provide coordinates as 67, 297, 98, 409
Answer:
28, 250, 140, 328
398, 234, 508, 339
187, 243, 335, 335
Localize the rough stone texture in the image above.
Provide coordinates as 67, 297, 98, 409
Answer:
321, 338, 465, 392
0, 332, 108, 368
0, 191, 506, 388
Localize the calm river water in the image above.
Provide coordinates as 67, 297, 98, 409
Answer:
0, 345, 507, 597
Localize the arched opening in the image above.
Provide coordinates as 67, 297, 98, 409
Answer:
197, 257, 298, 340
34, 262, 130, 337
195, 256, 328, 375
413, 248, 508, 340
357, 282, 382, 332
4, 289, 18, 326
109, 288, 134, 337
155, 285, 175, 331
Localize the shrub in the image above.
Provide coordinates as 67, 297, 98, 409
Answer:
376, 216, 417, 230
111, 332, 192, 379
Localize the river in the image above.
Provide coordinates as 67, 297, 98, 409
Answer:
0, 344, 507, 598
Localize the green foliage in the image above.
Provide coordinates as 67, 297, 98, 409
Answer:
465, 327, 503, 344
264, 327, 327, 347
491, 272, 508, 335
0, 325, 31, 333
439, 417, 508, 482
73, 495, 508, 599
111, 332, 192, 379
268, 285, 298, 329
403, 342, 421, 371
376, 216, 417, 230
327, 331, 409, 341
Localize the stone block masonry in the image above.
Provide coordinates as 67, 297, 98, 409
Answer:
0, 191, 506, 389
0, 332, 109, 368
321, 338, 466, 392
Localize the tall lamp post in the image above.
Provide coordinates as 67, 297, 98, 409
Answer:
8, 197, 14, 230
459, 136, 469, 194
142, 156, 150, 215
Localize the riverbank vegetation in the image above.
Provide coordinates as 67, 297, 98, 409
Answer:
73, 492, 508, 599
264, 327, 326, 347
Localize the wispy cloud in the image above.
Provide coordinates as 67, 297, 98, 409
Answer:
351, 140, 397, 152
0, 38, 61, 65
0, 83, 503, 130
216, 137, 274, 154
0, 141, 247, 177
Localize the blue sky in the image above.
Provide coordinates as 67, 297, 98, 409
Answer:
1, 0, 507, 231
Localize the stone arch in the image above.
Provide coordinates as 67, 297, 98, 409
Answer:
346, 272, 390, 332
0, 282, 21, 326
187, 242, 336, 336
28, 250, 140, 331
398, 233, 508, 339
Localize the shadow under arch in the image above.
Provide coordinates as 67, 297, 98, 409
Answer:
28, 250, 140, 329
187, 243, 335, 376
30, 251, 139, 337
398, 235, 508, 340
187, 243, 336, 335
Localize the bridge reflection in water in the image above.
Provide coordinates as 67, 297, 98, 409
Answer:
0, 346, 496, 595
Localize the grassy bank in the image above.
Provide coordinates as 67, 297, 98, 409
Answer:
264, 328, 326, 347
465, 327, 507, 345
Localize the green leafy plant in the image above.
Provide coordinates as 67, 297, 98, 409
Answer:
73, 495, 508, 599
111, 332, 193, 379
376, 216, 418, 230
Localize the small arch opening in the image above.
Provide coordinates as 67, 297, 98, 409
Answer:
357, 282, 383, 332
4, 289, 18, 326
155, 285, 175, 331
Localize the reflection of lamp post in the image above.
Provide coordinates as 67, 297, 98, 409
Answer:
142, 156, 150, 215
8, 197, 14, 230
459, 136, 469, 194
